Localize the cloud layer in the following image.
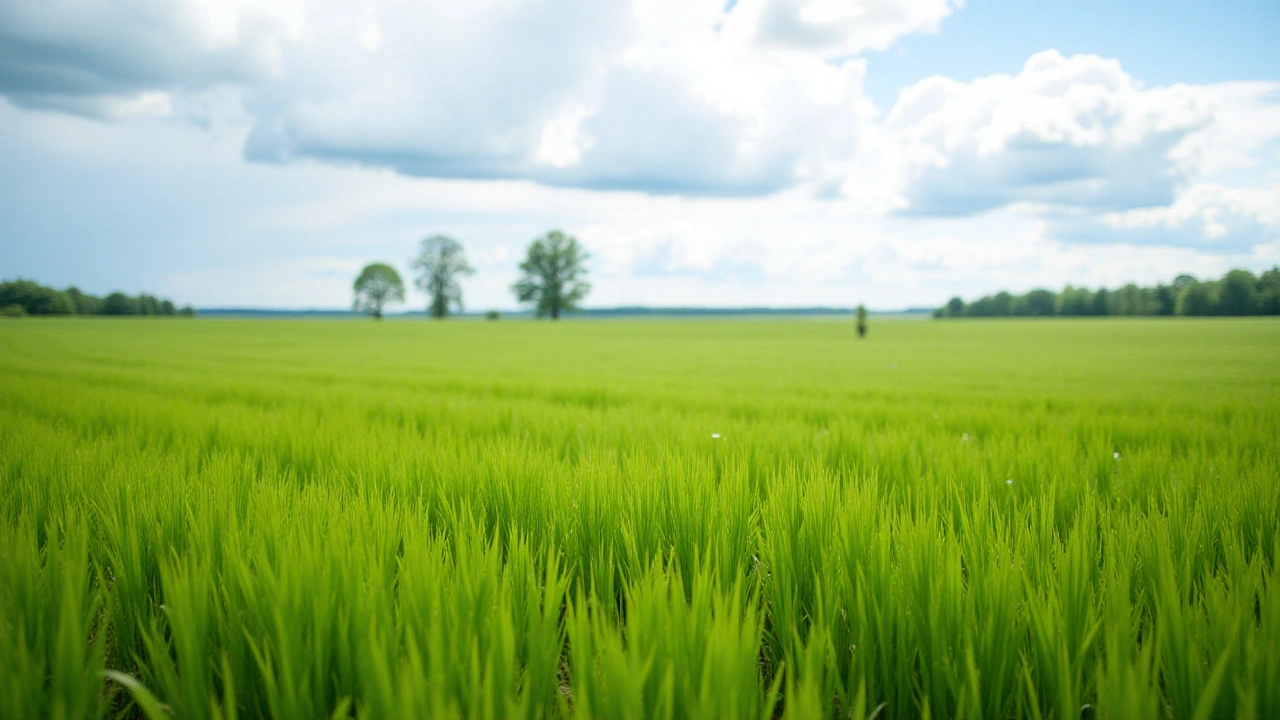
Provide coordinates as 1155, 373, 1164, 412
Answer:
1, 0, 1277, 308
1, 0, 941, 196
888, 52, 1280, 217
3, 2, 1276, 201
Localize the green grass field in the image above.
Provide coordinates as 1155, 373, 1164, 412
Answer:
2, 317, 1278, 719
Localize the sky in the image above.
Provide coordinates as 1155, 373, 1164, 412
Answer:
1, 0, 1278, 311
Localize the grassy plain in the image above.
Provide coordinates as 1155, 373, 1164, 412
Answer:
1, 317, 1278, 719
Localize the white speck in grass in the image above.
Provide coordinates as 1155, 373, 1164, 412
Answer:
1113, 452, 1121, 460
961, 433, 972, 443
712, 433, 721, 439
1006, 479, 1014, 486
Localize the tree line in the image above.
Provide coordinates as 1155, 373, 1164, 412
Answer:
353, 230, 590, 320
0, 279, 194, 317
934, 267, 1280, 318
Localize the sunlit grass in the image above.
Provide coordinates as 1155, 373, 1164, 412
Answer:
2, 317, 1278, 718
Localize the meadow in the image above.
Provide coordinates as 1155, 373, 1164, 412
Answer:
1, 316, 1278, 719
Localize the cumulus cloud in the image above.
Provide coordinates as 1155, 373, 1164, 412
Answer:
1049, 183, 1280, 251
1, 0, 1278, 263
235, 0, 885, 195
886, 50, 1280, 218
720, 0, 959, 56
0, 0, 928, 196
0, 0, 303, 117
891, 51, 1187, 214
240, 0, 631, 180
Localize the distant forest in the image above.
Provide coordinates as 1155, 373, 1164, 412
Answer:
935, 267, 1280, 318
0, 279, 193, 317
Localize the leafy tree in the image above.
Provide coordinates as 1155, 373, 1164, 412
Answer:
1, 279, 182, 317
1259, 267, 1280, 315
353, 263, 405, 320
64, 287, 103, 315
856, 304, 867, 337
1091, 288, 1112, 316
46, 291, 75, 315
1020, 289, 1056, 316
968, 291, 1014, 317
1217, 269, 1258, 315
1153, 284, 1176, 315
512, 230, 591, 320
411, 235, 473, 319
935, 267, 1280, 319
1176, 282, 1215, 316
102, 292, 138, 316
0, 279, 73, 314
1111, 284, 1141, 315
1057, 286, 1093, 316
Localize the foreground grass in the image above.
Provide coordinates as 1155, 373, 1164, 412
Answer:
1, 317, 1278, 719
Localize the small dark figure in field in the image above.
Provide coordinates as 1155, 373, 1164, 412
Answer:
856, 304, 867, 338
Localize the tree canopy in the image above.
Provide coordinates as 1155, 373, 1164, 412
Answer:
0, 279, 189, 317
353, 263, 405, 320
411, 235, 473, 319
935, 267, 1280, 318
512, 230, 591, 320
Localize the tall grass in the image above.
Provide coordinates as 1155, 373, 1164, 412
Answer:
1, 317, 1278, 718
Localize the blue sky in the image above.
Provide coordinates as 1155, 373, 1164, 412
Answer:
1, 0, 1277, 310
862, 1, 1280, 106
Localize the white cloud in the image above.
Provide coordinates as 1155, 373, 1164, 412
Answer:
534, 102, 597, 169
25, 90, 173, 121
1049, 182, 1280, 250
2, 0, 1279, 310
0, 0, 939, 196
886, 50, 1280, 217
358, 21, 382, 53
3, 92, 1273, 312
2, 1, 1277, 213
0, 0, 302, 104
720, 0, 958, 57
230, 0, 896, 196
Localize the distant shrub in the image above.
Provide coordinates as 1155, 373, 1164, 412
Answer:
486, 310, 501, 321
1, 303, 28, 317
